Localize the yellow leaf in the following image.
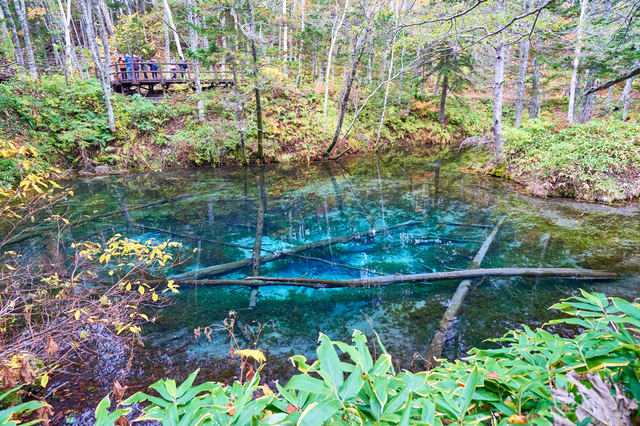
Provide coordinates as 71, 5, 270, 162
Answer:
235, 349, 266, 363
152, 293, 158, 302
74, 310, 80, 320
138, 286, 145, 295
41, 373, 49, 388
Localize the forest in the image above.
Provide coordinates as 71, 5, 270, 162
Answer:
0, 0, 640, 424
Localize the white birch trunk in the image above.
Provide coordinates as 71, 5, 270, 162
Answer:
0, 0, 24, 67
492, 0, 506, 165
514, 39, 530, 126
621, 77, 635, 121
375, 34, 396, 144
80, 0, 115, 132
162, 0, 183, 59
187, 0, 204, 121
322, 0, 349, 133
16, 0, 38, 78
567, 0, 588, 123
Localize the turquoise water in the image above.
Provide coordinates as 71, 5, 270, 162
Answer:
49, 153, 640, 378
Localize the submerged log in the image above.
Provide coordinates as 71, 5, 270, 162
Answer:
173, 267, 616, 288
424, 216, 505, 366
169, 219, 424, 280
249, 172, 267, 309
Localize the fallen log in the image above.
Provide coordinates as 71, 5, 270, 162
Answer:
172, 267, 616, 288
169, 219, 424, 280
134, 223, 383, 275
424, 217, 505, 366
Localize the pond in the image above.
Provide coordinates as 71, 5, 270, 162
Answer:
33, 152, 640, 410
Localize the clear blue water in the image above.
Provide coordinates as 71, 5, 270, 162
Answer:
48, 153, 640, 380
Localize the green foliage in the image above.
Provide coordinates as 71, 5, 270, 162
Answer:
0, 386, 44, 426
503, 118, 640, 201
95, 291, 640, 425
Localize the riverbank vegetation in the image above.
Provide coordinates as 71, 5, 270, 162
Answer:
0, 0, 639, 200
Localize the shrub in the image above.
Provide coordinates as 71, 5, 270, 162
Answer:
95, 291, 640, 425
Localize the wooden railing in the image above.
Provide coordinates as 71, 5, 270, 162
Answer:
108, 62, 233, 85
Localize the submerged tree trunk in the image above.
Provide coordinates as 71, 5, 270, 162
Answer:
176, 268, 616, 288
170, 220, 423, 280
514, 38, 530, 126
567, 0, 588, 123
424, 217, 505, 366
15, 0, 38, 78
249, 170, 266, 309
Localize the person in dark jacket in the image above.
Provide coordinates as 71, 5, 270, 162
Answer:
140, 55, 148, 79
132, 55, 140, 80
149, 58, 159, 79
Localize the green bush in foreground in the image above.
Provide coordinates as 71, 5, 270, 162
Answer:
88, 290, 639, 425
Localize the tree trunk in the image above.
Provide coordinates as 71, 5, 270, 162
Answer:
578, 69, 597, 123
322, 0, 349, 133
246, 0, 264, 163
375, 34, 396, 145
605, 86, 613, 112
162, 0, 183, 59
492, 0, 506, 166
281, 0, 287, 61
424, 217, 505, 365
175, 268, 616, 288
528, 55, 540, 119
295, 0, 304, 86
325, 31, 368, 157
170, 219, 423, 280
15, 0, 38, 78
567, 0, 588, 123
0, 0, 24, 67
249, 169, 266, 308
514, 38, 530, 126
621, 76, 635, 121
80, 0, 115, 132
186, 0, 204, 121
57, 0, 74, 79
163, 7, 171, 63
438, 74, 448, 124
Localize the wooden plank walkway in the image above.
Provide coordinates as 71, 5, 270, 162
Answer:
109, 62, 234, 96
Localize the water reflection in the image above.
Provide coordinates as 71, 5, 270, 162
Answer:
51, 153, 640, 370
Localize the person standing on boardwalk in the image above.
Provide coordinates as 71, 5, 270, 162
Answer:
140, 56, 148, 79
132, 55, 140, 80
171, 56, 178, 79
179, 56, 187, 78
150, 57, 158, 79
117, 56, 126, 80
125, 54, 132, 79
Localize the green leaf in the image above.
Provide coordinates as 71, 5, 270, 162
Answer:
316, 333, 344, 389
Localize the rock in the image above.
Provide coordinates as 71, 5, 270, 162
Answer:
94, 165, 111, 175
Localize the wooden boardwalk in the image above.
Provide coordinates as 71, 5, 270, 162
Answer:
109, 62, 234, 96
